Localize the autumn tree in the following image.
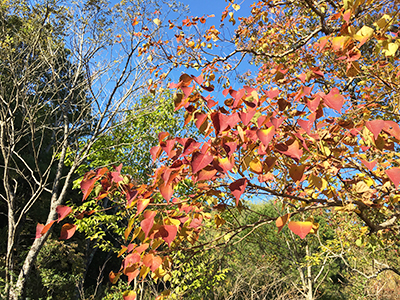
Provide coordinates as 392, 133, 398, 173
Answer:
56, 0, 400, 299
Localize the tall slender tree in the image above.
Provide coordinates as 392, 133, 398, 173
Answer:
0, 0, 186, 298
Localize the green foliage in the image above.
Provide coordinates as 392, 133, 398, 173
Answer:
74, 91, 187, 183
33, 240, 85, 300
168, 250, 228, 299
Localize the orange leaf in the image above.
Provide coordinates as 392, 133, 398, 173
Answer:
159, 182, 173, 203
59, 223, 76, 240
122, 290, 137, 300
257, 126, 275, 147
141, 210, 157, 238
276, 214, 290, 233
41, 220, 56, 235
136, 198, 151, 216
109, 271, 121, 284
124, 267, 140, 285
288, 221, 313, 239
142, 253, 162, 272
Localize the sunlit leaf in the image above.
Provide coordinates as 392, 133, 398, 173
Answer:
288, 221, 313, 239
59, 223, 76, 240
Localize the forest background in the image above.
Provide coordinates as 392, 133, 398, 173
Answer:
1, 0, 400, 299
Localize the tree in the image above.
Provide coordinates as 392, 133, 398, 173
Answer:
70, 0, 400, 298
0, 0, 187, 299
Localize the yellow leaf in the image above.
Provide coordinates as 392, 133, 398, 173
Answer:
354, 181, 370, 194
139, 266, 150, 279
331, 36, 351, 51
214, 214, 226, 228
153, 18, 161, 26
309, 174, 327, 191
374, 14, 390, 29
232, 3, 240, 11
383, 43, 399, 57
164, 217, 180, 227
249, 157, 263, 174
356, 25, 374, 37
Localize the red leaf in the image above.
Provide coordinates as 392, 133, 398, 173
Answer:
271, 116, 285, 129
307, 95, 321, 112
150, 145, 161, 162
127, 243, 135, 253
111, 171, 124, 183
81, 177, 96, 201
183, 138, 201, 156
288, 221, 313, 239
298, 73, 306, 83
189, 217, 202, 228
59, 223, 76, 240
383, 121, 400, 140
161, 139, 175, 158
126, 190, 138, 207
276, 213, 290, 233
181, 85, 195, 99
265, 88, 280, 99
257, 126, 275, 147
192, 74, 203, 85
211, 112, 230, 134
386, 167, 400, 189
226, 112, 241, 128
276, 140, 303, 161
56, 205, 72, 223
169, 81, 182, 89
142, 253, 162, 272
222, 87, 232, 97
360, 159, 377, 171
35, 223, 45, 239
240, 109, 256, 126
223, 141, 237, 158
258, 173, 274, 182
41, 220, 56, 235
366, 120, 385, 140
141, 211, 157, 238
323, 88, 345, 113
194, 113, 207, 130
160, 225, 177, 247
122, 290, 137, 300
191, 152, 214, 173
298, 119, 313, 135
229, 178, 247, 206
